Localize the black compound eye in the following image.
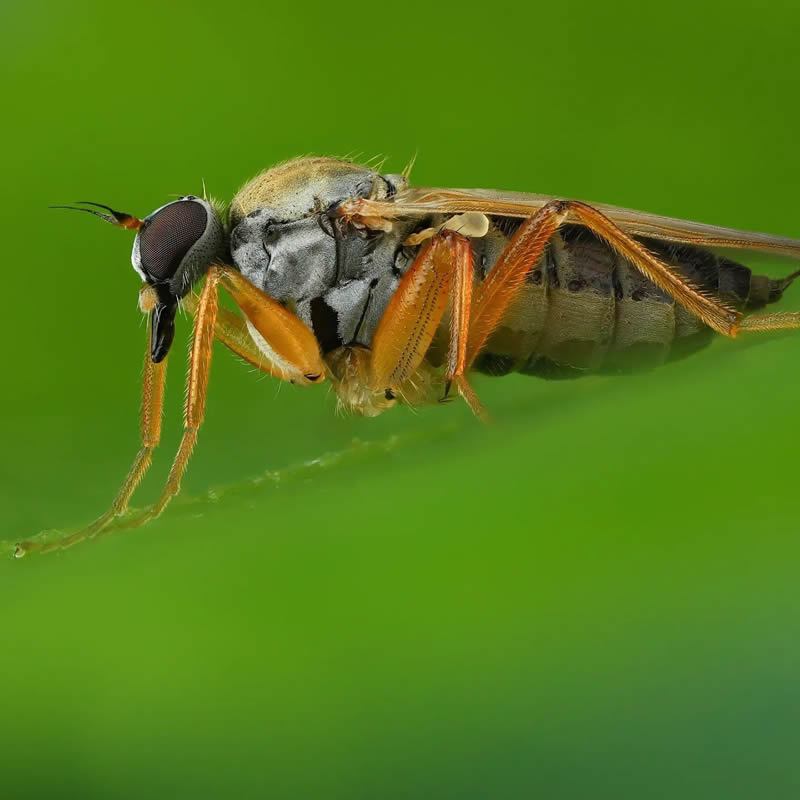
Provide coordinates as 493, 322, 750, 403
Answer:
138, 201, 208, 281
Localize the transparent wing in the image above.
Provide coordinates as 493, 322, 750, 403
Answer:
375, 187, 800, 261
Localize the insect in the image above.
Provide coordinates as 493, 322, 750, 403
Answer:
17, 156, 800, 556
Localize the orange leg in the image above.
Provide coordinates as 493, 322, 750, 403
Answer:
369, 229, 483, 415
119, 265, 222, 531
446, 234, 474, 381
15, 318, 167, 557
739, 312, 800, 332
441, 236, 488, 419
17, 266, 325, 556
115, 267, 323, 534
216, 268, 325, 383
182, 293, 286, 379
114, 267, 323, 534
466, 203, 565, 366
465, 200, 744, 370
370, 232, 456, 393
567, 202, 740, 334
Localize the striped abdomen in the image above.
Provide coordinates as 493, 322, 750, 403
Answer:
473, 223, 794, 378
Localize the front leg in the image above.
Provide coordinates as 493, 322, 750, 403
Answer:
104, 266, 326, 535
17, 266, 325, 556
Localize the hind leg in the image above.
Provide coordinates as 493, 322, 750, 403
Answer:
740, 312, 800, 332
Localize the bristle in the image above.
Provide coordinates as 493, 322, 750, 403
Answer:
402, 151, 419, 180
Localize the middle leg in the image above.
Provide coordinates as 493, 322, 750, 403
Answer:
369, 229, 483, 415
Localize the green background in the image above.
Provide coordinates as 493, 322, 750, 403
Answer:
2, 0, 800, 796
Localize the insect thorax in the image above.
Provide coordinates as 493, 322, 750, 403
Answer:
228, 158, 417, 353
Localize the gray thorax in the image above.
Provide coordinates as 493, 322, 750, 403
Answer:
230, 208, 422, 352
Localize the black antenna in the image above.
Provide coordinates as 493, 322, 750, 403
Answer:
49, 201, 143, 230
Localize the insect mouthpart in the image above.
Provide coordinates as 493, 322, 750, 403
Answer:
149, 287, 178, 364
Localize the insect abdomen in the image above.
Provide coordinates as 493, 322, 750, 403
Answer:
474, 224, 793, 378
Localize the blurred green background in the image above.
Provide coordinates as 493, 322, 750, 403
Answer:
2, 0, 800, 796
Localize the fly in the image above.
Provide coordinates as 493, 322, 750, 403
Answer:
18, 157, 800, 556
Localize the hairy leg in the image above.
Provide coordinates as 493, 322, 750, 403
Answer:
17, 267, 325, 555
465, 200, 745, 371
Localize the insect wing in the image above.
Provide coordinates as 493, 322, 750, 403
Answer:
381, 187, 800, 262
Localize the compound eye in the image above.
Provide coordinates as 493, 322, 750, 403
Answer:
138, 200, 208, 281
